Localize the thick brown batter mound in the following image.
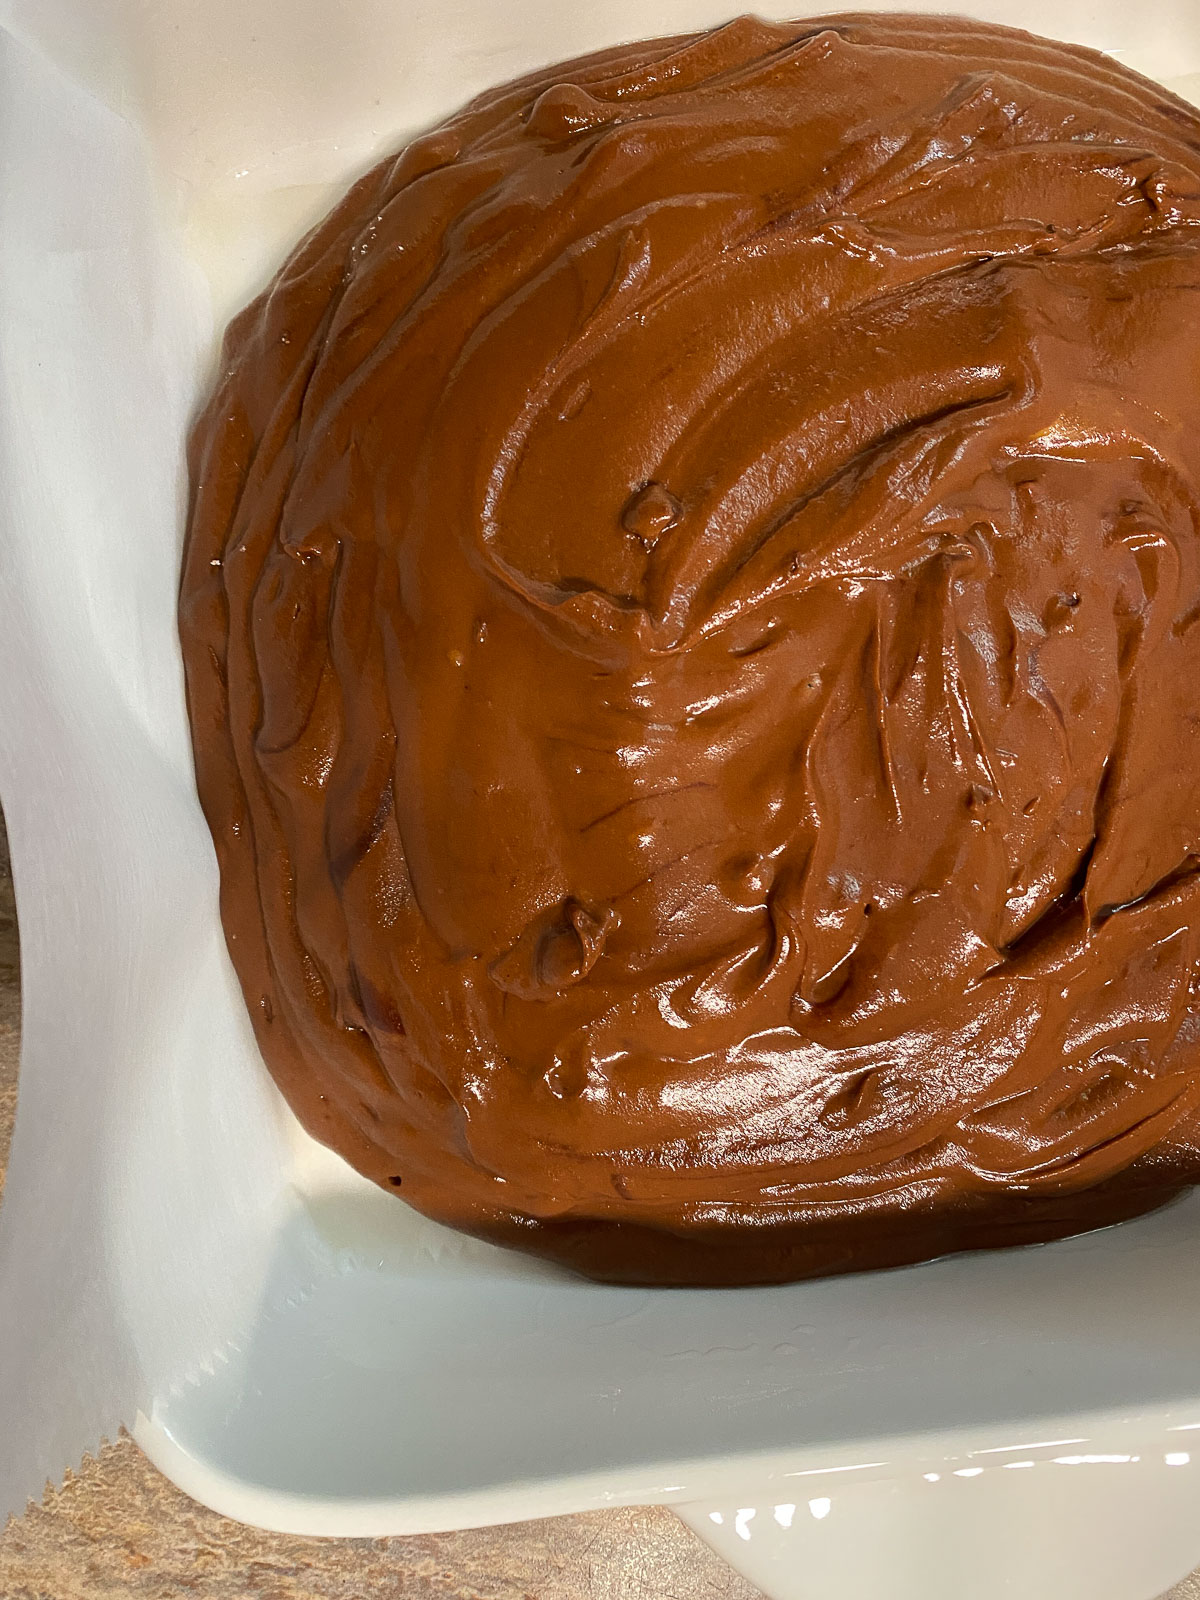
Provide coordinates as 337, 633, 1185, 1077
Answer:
181, 13, 1200, 1284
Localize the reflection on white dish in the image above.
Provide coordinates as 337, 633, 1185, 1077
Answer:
683, 1436, 1200, 1600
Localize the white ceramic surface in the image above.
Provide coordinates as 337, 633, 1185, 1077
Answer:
1, 6, 1200, 1600
680, 1422, 1200, 1600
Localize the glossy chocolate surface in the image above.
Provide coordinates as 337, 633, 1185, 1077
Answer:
181, 13, 1200, 1282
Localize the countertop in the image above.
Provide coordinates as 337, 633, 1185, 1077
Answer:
0, 807, 1197, 1600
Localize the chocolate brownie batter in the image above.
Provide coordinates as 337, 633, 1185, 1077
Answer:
180, 13, 1200, 1283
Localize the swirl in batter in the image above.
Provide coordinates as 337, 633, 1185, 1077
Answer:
181, 13, 1200, 1282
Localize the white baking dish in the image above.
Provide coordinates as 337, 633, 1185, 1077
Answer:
1, 4, 1199, 1597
